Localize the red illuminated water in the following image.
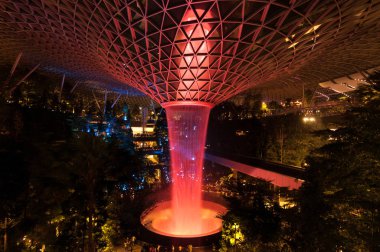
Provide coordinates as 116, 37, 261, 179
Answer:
141, 200, 226, 237
157, 101, 216, 236
141, 8, 223, 238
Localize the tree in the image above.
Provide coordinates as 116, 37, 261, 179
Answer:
264, 114, 325, 166
62, 134, 117, 252
267, 101, 282, 111
0, 136, 28, 252
220, 174, 286, 251
23, 132, 145, 251
297, 73, 380, 251
24, 133, 126, 251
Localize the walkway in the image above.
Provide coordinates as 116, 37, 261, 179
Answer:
205, 150, 304, 190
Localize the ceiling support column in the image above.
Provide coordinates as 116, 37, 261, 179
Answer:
9, 63, 40, 96
2, 52, 23, 89
111, 93, 122, 109
58, 74, 65, 102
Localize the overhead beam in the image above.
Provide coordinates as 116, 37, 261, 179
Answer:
92, 90, 101, 111
103, 90, 108, 116
111, 93, 122, 108
9, 63, 40, 96
58, 74, 65, 102
70, 81, 80, 93
3, 52, 23, 89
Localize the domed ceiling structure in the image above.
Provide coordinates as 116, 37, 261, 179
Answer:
1, 0, 380, 238
1, 0, 380, 102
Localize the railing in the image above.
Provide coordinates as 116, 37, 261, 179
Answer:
133, 133, 156, 138
135, 147, 162, 153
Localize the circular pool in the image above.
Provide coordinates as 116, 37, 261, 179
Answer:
141, 200, 227, 238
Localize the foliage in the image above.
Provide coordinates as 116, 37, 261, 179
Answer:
0, 136, 28, 252
208, 104, 326, 166
219, 174, 289, 251
0, 136, 28, 220
297, 74, 380, 251
263, 114, 325, 166
100, 220, 118, 251
0, 67, 146, 251
0, 100, 145, 251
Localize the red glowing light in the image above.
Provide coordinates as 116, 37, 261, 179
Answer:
177, 8, 215, 100
162, 101, 213, 236
1, 2, 375, 104
1, 1, 377, 241
141, 201, 226, 238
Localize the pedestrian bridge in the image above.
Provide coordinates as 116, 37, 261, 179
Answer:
205, 150, 305, 190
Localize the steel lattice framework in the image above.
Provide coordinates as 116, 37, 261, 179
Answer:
1, 0, 380, 103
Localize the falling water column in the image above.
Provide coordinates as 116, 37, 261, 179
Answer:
163, 101, 213, 236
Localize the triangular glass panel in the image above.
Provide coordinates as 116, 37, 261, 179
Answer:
183, 70, 195, 79
182, 7, 198, 22
183, 80, 194, 89
167, 6, 187, 24
190, 40, 203, 53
